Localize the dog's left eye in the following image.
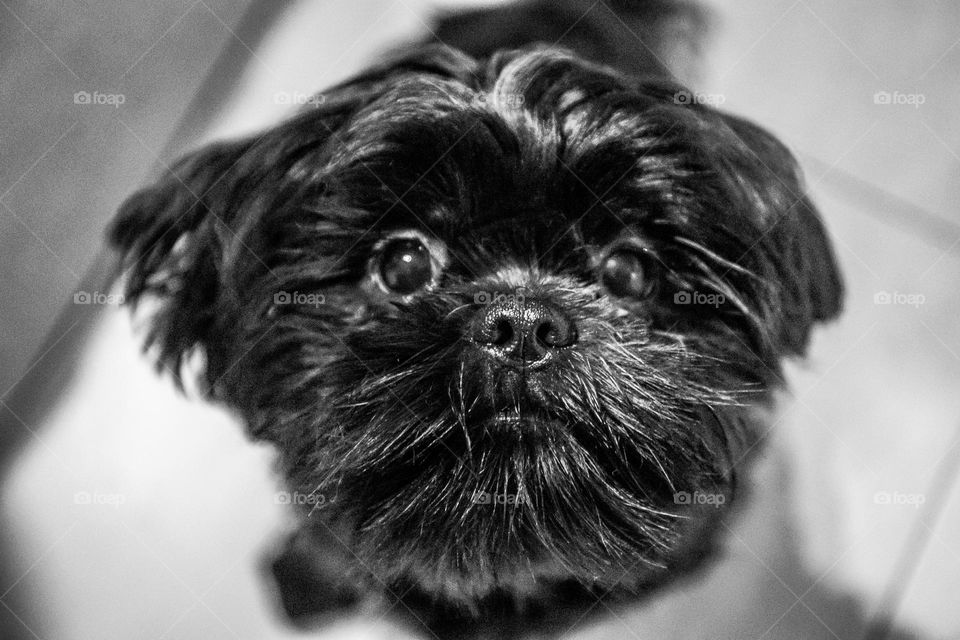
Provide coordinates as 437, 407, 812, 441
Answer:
599, 248, 657, 300
377, 238, 434, 294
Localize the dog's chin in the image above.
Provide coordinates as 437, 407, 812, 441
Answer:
482, 411, 565, 437
289, 398, 735, 605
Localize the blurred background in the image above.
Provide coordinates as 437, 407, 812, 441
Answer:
1, 0, 959, 638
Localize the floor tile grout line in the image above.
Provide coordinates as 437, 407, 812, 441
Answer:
860, 418, 960, 640
797, 151, 960, 252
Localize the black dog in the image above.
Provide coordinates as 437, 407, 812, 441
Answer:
109, 43, 842, 638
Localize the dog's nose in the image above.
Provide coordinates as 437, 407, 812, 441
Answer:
469, 298, 577, 365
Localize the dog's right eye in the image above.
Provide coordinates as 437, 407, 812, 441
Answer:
377, 238, 434, 294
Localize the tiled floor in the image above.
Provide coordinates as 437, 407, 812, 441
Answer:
0, 0, 261, 397
1, 1, 958, 638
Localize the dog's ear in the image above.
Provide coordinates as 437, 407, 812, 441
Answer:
711, 111, 844, 358
108, 93, 396, 389
109, 137, 255, 389
109, 45, 482, 392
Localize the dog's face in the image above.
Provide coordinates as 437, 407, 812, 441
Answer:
111, 46, 842, 614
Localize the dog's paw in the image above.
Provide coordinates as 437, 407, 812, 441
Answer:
267, 528, 361, 626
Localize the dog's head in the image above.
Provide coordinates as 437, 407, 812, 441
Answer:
111, 46, 842, 610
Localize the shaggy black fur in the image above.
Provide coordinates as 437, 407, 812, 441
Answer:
109, 43, 842, 638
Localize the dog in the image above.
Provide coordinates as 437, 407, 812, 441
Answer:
108, 36, 843, 639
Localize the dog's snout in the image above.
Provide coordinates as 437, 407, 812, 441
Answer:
469, 298, 576, 365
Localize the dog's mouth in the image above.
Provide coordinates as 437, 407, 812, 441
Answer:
478, 408, 568, 437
